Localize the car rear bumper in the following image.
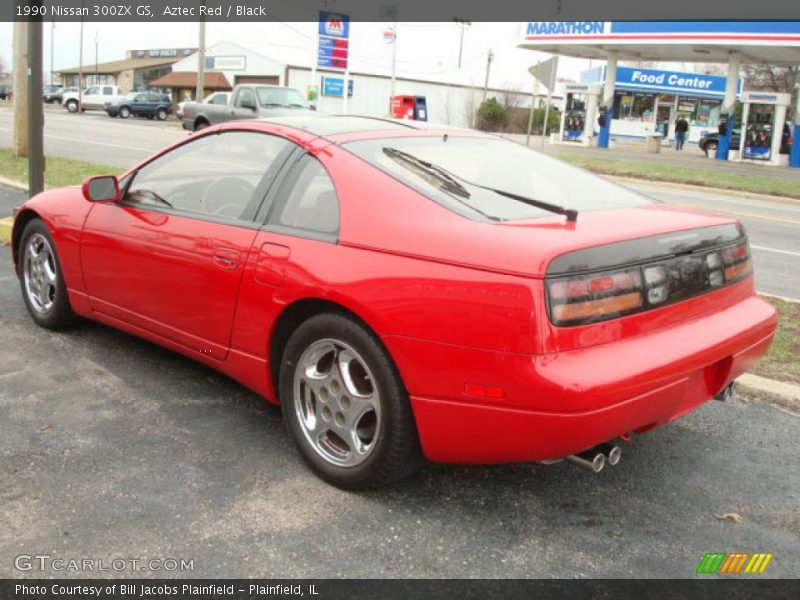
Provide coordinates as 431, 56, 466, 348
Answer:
389, 295, 777, 464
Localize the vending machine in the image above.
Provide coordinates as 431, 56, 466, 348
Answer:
739, 91, 791, 165
390, 95, 428, 121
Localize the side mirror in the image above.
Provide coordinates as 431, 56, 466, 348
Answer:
241, 99, 256, 111
82, 175, 120, 203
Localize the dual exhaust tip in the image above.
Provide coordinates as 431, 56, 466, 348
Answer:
567, 442, 621, 473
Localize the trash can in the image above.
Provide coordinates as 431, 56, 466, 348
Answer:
646, 134, 662, 153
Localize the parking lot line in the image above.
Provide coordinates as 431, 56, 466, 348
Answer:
750, 245, 800, 258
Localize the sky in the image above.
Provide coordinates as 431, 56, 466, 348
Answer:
0, 21, 596, 90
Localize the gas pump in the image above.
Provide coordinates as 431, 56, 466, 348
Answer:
558, 84, 601, 145
739, 91, 791, 165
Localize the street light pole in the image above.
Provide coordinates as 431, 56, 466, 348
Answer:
50, 22, 54, 85
196, 16, 206, 101
454, 18, 471, 69
28, 16, 44, 196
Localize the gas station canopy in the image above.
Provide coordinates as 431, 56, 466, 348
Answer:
518, 21, 800, 64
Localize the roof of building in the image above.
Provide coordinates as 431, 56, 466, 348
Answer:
57, 56, 182, 75
148, 71, 232, 90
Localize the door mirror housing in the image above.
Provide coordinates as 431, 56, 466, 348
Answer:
82, 175, 120, 203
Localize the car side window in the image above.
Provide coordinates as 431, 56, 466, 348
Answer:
103, 86, 114, 95
124, 131, 291, 222
273, 156, 339, 235
210, 93, 226, 105
86, 86, 100, 95
235, 88, 255, 108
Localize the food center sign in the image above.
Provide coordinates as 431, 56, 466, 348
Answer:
581, 65, 743, 97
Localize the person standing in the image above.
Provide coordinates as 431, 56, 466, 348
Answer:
675, 115, 689, 150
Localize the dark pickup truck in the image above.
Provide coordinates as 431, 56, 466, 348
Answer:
182, 84, 315, 131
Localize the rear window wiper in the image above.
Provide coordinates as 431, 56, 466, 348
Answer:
383, 147, 471, 199
382, 146, 578, 222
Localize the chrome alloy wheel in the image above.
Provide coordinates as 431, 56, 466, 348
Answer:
23, 232, 57, 314
293, 339, 381, 467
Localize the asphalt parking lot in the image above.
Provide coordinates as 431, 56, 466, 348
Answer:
1, 237, 799, 578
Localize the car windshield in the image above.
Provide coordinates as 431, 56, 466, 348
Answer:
123, 93, 139, 100
344, 136, 655, 222
255, 87, 308, 108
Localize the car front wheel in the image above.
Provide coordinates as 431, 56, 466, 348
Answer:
280, 313, 422, 490
704, 141, 718, 157
119, 106, 131, 119
155, 108, 167, 121
65, 99, 78, 113
19, 218, 75, 330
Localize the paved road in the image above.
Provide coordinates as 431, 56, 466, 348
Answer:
1, 108, 798, 299
0, 104, 185, 169
0, 242, 798, 579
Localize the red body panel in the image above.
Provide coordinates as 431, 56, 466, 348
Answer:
12, 120, 777, 465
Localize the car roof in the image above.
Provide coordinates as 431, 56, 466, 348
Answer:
258, 115, 472, 138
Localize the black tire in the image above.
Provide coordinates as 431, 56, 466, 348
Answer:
119, 106, 131, 119
146, 114, 154, 120
65, 99, 78, 113
18, 218, 76, 330
194, 119, 209, 132
155, 108, 167, 121
279, 313, 423, 490
704, 141, 718, 157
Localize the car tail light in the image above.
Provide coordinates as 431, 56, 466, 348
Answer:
546, 239, 752, 327
548, 268, 643, 326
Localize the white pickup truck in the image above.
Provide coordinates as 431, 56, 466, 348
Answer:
62, 85, 123, 113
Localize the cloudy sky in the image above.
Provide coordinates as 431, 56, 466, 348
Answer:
0, 21, 595, 89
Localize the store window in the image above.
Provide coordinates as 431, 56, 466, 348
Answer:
613, 91, 654, 121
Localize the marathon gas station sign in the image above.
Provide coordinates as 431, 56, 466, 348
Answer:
523, 21, 800, 41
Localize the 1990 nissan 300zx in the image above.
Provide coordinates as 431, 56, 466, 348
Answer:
13, 116, 777, 488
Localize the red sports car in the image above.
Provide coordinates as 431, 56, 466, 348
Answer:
12, 116, 777, 489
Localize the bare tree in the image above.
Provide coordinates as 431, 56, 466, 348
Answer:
742, 64, 799, 120
463, 86, 480, 129
498, 83, 523, 113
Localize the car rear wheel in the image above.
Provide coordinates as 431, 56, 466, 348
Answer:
194, 119, 209, 131
155, 108, 167, 121
704, 141, 718, 157
280, 313, 422, 490
19, 219, 75, 330
119, 106, 131, 119
65, 99, 78, 113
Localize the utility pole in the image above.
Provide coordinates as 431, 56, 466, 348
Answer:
28, 18, 45, 196
94, 32, 98, 81
196, 15, 206, 101
12, 21, 28, 157
454, 18, 471, 69
78, 12, 84, 110
50, 22, 55, 85
482, 49, 494, 102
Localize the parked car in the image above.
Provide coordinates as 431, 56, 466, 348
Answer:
0, 84, 12, 100
42, 85, 64, 104
11, 116, 776, 489
176, 91, 231, 121
182, 84, 313, 131
62, 85, 123, 112
105, 91, 172, 120
699, 123, 792, 156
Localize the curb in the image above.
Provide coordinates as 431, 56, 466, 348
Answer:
736, 373, 800, 413
608, 175, 800, 206
0, 216, 12, 245
0, 175, 29, 192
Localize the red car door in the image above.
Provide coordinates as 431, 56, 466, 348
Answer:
81, 130, 295, 359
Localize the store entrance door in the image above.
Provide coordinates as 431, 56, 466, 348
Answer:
656, 103, 674, 143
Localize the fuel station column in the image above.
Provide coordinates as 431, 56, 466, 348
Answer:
598, 52, 617, 149
716, 52, 740, 161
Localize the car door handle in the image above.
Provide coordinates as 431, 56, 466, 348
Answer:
213, 247, 240, 270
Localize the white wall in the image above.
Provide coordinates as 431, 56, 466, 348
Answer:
288, 67, 557, 129
171, 41, 285, 87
